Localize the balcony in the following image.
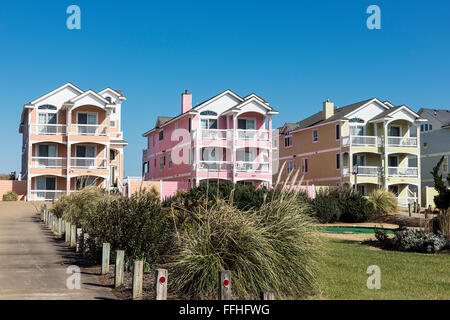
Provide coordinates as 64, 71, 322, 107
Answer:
31, 157, 67, 169
198, 161, 232, 171
235, 161, 269, 173
387, 167, 418, 177
199, 129, 231, 140
30, 124, 66, 136
70, 157, 107, 169
72, 124, 108, 136
356, 166, 383, 176
342, 135, 378, 147
387, 136, 417, 147
237, 130, 269, 141
30, 190, 65, 201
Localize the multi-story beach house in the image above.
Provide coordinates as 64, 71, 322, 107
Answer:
277, 98, 427, 207
418, 108, 450, 187
142, 90, 278, 188
19, 83, 127, 201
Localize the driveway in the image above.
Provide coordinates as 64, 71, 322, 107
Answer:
0, 201, 115, 300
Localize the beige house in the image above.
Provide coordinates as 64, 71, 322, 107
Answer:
276, 98, 427, 207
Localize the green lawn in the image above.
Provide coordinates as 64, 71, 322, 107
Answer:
318, 238, 450, 299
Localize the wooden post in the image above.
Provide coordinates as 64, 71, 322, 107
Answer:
65, 222, 71, 243
132, 260, 144, 300
219, 270, 232, 300
76, 228, 83, 253
154, 268, 168, 300
83, 233, 90, 257
408, 203, 412, 217
43, 210, 47, 223
101, 243, 111, 275
70, 225, 76, 246
114, 250, 125, 288
261, 291, 275, 300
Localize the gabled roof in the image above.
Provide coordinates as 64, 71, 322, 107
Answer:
98, 87, 125, 99
286, 98, 375, 132
30, 82, 84, 105
67, 89, 111, 105
418, 108, 450, 127
369, 105, 424, 122
143, 89, 276, 136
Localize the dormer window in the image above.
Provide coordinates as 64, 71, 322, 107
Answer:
38, 105, 57, 111
105, 97, 112, 103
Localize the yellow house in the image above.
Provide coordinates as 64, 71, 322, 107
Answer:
276, 98, 427, 207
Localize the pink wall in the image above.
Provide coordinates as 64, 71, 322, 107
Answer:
126, 180, 190, 200
0, 181, 27, 200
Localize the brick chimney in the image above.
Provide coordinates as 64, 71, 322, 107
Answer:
181, 90, 192, 114
323, 99, 334, 120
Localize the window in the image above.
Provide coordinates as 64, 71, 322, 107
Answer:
302, 159, 308, 173
200, 118, 217, 129
159, 130, 164, 141
38, 105, 57, 111
110, 150, 116, 161
238, 119, 256, 130
38, 144, 56, 157
105, 97, 112, 103
444, 156, 449, 173
429, 124, 433, 131
143, 162, 149, 174
284, 132, 292, 147
313, 130, 318, 142
168, 154, 172, 169
425, 124, 429, 131
36, 177, 56, 190
77, 113, 97, 125
110, 120, 116, 127
286, 160, 292, 174
350, 125, 364, 136
188, 118, 192, 132
75, 177, 96, 190
389, 126, 401, 137
353, 154, 365, 166
336, 154, 340, 169
200, 110, 217, 116
388, 155, 398, 167
421, 124, 424, 132
336, 124, 340, 140
76, 145, 95, 158
160, 156, 165, 170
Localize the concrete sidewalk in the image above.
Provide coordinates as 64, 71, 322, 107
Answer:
0, 201, 115, 300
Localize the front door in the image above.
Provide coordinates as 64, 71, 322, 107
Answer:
388, 155, 399, 167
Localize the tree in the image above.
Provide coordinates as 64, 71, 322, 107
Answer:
431, 156, 450, 212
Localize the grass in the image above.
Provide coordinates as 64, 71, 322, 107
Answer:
318, 238, 450, 299
317, 227, 395, 234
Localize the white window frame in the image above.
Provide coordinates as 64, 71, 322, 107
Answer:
237, 117, 257, 130
388, 125, 402, 137
284, 132, 292, 148
76, 112, 98, 125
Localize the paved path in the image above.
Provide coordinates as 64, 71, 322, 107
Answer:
0, 202, 115, 300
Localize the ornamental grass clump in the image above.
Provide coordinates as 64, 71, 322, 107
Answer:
167, 185, 321, 300
368, 189, 398, 215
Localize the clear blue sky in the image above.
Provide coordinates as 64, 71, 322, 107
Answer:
1, 0, 449, 176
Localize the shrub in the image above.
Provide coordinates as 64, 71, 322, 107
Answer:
167, 190, 320, 300
368, 189, 398, 215
338, 193, 375, 223
51, 187, 106, 225
83, 189, 172, 267
2, 191, 18, 201
378, 229, 448, 253
311, 192, 341, 223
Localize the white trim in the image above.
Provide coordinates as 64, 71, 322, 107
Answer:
31, 83, 84, 105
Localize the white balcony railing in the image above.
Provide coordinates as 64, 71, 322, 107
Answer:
387, 136, 417, 147
235, 161, 269, 173
31, 157, 66, 168
73, 124, 108, 136
237, 130, 269, 141
71, 157, 107, 169
30, 124, 66, 135
198, 161, 232, 171
388, 167, 418, 177
342, 135, 378, 147
356, 166, 383, 176
30, 190, 65, 201
200, 129, 231, 140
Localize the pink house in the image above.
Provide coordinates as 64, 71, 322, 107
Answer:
142, 90, 279, 188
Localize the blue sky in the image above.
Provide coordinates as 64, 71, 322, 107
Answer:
1, 0, 449, 176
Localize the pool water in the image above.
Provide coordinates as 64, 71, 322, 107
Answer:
317, 226, 395, 234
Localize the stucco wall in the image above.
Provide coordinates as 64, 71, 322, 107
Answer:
0, 181, 27, 200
